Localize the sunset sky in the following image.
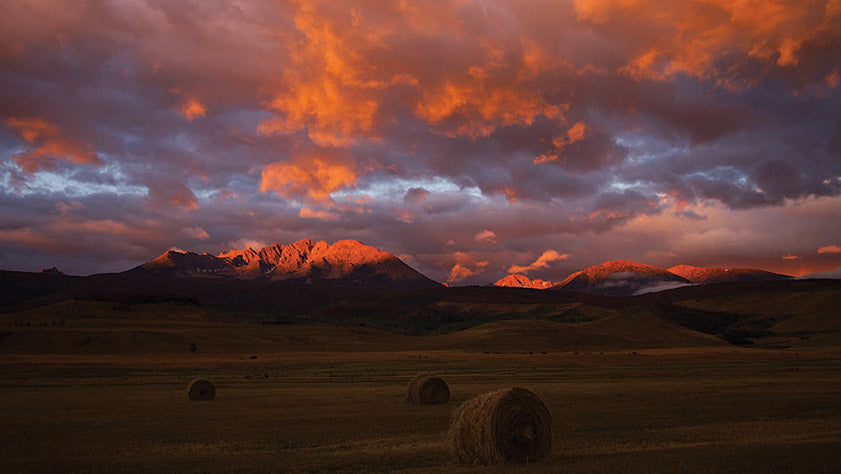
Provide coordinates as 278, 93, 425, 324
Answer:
2, 0, 841, 284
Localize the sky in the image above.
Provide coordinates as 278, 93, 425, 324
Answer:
1, 0, 841, 285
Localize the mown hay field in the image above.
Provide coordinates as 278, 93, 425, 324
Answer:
2, 348, 841, 472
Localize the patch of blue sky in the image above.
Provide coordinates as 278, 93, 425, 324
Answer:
7, 166, 146, 197
685, 166, 748, 183
332, 175, 484, 200
608, 179, 646, 191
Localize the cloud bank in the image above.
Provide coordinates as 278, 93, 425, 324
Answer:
1, 0, 840, 283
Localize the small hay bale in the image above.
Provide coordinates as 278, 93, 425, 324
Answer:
406, 373, 450, 405
186, 379, 215, 401
450, 387, 551, 464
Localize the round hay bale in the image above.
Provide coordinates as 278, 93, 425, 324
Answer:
406, 373, 450, 405
186, 379, 215, 401
450, 387, 551, 464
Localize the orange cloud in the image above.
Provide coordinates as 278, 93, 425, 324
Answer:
535, 121, 589, 163
782, 254, 803, 260
447, 263, 476, 283
260, 155, 357, 203
0, 227, 60, 252
446, 251, 490, 283
257, 1, 410, 147
826, 69, 841, 89
508, 250, 570, 274
474, 230, 499, 244
3, 117, 101, 172
258, 1, 571, 146
533, 153, 559, 164
818, 245, 841, 254
0, 218, 141, 253
180, 98, 206, 121
574, 0, 839, 87
447, 261, 489, 283
180, 226, 210, 240
416, 81, 565, 139
147, 181, 198, 210
565, 121, 587, 144
299, 207, 340, 220
55, 200, 84, 215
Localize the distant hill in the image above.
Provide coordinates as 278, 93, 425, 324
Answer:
637, 279, 841, 349
494, 274, 553, 289
0, 301, 722, 355
668, 264, 792, 284
2, 268, 840, 349
800, 267, 841, 280
128, 238, 440, 289
494, 262, 794, 295
428, 315, 725, 351
554, 260, 691, 296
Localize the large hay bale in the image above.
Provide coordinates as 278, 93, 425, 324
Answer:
406, 373, 450, 405
450, 387, 551, 464
186, 379, 215, 401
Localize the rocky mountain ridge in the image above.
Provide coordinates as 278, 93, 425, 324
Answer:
494, 274, 554, 289
129, 238, 440, 289
553, 260, 692, 296
493, 260, 793, 296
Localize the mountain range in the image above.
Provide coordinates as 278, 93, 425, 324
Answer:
22, 238, 811, 296
3, 242, 840, 349
495, 261, 793, 296
130, 239, 799, 295
128, 238, 440, 289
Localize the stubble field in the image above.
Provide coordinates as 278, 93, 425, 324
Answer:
3, 346, 841, 473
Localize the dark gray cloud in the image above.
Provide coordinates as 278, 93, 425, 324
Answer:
1, 0, 840, 283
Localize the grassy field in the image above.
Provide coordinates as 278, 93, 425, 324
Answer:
2, 298, 841, 472
2, 347, 841, 472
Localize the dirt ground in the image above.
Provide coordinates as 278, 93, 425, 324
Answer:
2, 347, 841, 473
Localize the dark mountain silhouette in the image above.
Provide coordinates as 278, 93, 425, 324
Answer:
128, 238, 440, 289
2, 265, 840, 348
800, 267, 841, 279
668, 264, 792, 284
554, 260, 691, 296
39, 267, 65, 276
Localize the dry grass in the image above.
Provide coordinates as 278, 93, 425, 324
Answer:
2, 299, 841, 471
2, 347, 841, 472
